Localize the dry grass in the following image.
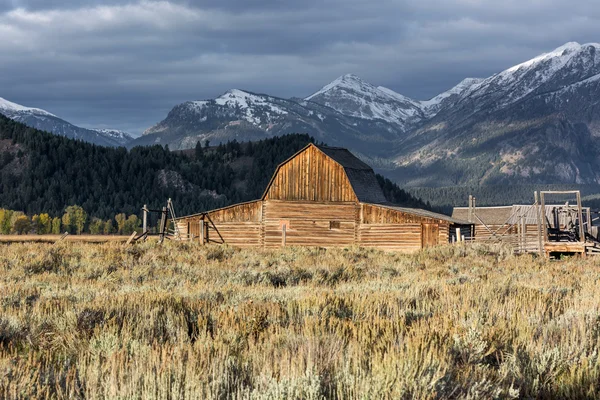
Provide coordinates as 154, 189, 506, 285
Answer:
0, 241, 599, 399
0, 235, 133, 243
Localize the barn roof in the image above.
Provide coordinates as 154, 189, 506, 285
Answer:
261, 143, 388, 204
454, 204, 591, 226
314, 145, 388, 204
379, 204, 471, 225
452, 206, 513, 225
315, 146, 373, 170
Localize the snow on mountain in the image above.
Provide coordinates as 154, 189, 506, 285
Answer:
389, 41, 600, 186
186, 89, 289, 126
139, 41, 600, 186
419, 78, 485, 116
0, 96, 132, 147
0, 97, 56, 117
91, 128, 134, 142
305, 74, 423, 129
137, 86, 405, 154
459, 42, 600, 111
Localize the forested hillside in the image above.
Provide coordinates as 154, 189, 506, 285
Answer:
0, 115, 427, 227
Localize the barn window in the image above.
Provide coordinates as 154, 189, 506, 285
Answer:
329, 221, 341, 230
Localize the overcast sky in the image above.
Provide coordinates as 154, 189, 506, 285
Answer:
1, 0, 599, 134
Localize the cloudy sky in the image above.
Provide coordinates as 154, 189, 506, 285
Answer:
1, 0, 599, 134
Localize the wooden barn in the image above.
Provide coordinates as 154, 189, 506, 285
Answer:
175, 144, 470, 252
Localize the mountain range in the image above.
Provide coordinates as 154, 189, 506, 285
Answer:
3, 42, 600, 187
0, 97, 133, 147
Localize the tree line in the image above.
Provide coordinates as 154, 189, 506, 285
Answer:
0, 114, 430, 229
0, 205, 142, 235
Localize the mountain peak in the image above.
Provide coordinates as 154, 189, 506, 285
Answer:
504, 41, 600, 74
305, 74, 423, 127
305, 73, 371, 101
552, 41, 581, 52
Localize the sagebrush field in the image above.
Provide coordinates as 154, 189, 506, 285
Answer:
1, 242, 600, 399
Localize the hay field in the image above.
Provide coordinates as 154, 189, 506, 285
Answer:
1, 242, 599, 399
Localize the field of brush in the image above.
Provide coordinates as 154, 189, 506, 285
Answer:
1, 242, 599, 399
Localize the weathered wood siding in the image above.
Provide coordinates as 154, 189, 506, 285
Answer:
263, 200, 357, 248
177, 201, 262, 247
473, 224, 517, 242
359, 204, 451, 251
205, 201, 262, 223
264, 145, 357, 202
359, 224, 422, 252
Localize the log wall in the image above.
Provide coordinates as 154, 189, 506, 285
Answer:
262, 200, 357, 248
264, 145, 357, 202
176, 201, 455, 252
177, 201, 262, 248
358, 223, 422, 252
360, 203, 450, 245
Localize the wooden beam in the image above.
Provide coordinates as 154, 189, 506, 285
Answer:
541, 192, 548, 243
468, 195, 473, 223
159, 206, 167, 243
126, 231, 137, 245
282, 224, 287, 247
534, 191, 543, 256
577, 191, 585, 243
142, 204, 148, 234
540, 190, 581, 195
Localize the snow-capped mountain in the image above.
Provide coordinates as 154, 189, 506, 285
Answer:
133, 89, 404, 156
90, 128, 135, 144
140, 41, 600, 186
419, 78, 485, 117
389, 42, 600, 186
305, 74, 424, 129
0, 97, 133, 147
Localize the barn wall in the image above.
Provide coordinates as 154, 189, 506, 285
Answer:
473, 224, 517, 242
205, 201, 262, 223
360, 203, 451, 248
358, 223, 423, 252
263, 200, 357, 248
264, 145, 357, 203
177, 201, 262, 248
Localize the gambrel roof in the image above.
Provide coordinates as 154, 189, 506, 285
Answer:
261, 143, 387, 204
316, 145, 388, 204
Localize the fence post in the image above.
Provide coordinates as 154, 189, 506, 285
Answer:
200, 219, 205, 245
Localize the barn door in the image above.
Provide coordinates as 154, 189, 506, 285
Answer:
422, 223, 439, 248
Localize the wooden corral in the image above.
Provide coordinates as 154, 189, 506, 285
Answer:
176, 144, 470, 252
452, 191, 599, 257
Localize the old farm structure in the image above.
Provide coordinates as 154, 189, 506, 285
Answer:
452, 192, 600, 257
175, 144, 469, 252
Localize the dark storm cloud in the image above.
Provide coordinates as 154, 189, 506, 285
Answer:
0, 0, 599, 134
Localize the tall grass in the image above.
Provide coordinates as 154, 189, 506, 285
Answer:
1, 241, 599, 399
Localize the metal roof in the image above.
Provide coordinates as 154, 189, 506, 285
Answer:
378, 203, 471, 225
453, 206, 513, 225
315, 145, 388, 204
453, 204, 591, 226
